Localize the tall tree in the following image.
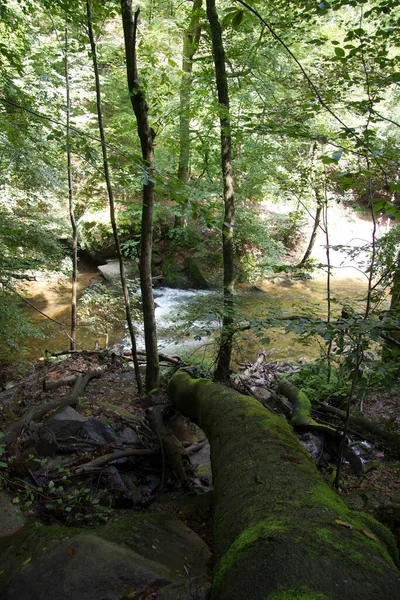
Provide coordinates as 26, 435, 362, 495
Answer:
174, 0, 203, 228
120, 0, 159, 392
64, 23, 78, 350
86, 0, 142, 392
206, 0, 236, 382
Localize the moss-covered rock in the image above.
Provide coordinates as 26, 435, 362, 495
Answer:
168, 372, 400, 600
0, 513, 211, 600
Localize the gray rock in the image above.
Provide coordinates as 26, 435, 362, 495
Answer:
96, 513, 211, 579
251, 388, 272, 403
46, 407, 87, 438
97, 259, 121, 283
0, 513, 211, 600
79, 418, 116, 445
1, 532, 172, 600
117, 426, 139, 446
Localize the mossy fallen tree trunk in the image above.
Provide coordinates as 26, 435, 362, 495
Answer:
168, 372, 400, 600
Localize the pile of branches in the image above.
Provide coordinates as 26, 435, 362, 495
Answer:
0, 351, 208, 527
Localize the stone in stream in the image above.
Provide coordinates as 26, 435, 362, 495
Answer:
97, 259, 121, 283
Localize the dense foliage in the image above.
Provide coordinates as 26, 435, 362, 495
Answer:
0, 0, 399, 379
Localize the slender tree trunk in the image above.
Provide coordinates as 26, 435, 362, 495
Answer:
120, 1, 159, 392
298, 201, 322, 267
174, 0, 203, 228
384, 251, 400, 356
65, 25, 77, 351
298, 142, 323, 268
86, 0, 142, 393
206, 0, 235, 383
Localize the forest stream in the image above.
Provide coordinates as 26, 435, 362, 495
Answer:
20, 265, 369, 364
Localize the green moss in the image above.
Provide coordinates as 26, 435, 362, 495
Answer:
291, 391, 319, 427
26, 523, 83, 540
214, 518, 289, 589
303, 482, 398, 566
303, 481, 344, 514
266, 585, 331, 600
314, 528, 367, 568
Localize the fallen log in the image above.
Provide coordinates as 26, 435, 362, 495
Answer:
278, 380, 362, 473
44, 374, 80, 391
168, 371, 400, 600
316, 401, 400, 455
3, 369, 101, 446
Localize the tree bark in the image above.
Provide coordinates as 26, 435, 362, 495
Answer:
298, 201, 322, 267
206, 0, 235, 383
386, 251, 400, 353
174, 0, 203, 228
86, 0, 142, 393
298, 142, 324, 268
120, 1, 159, 392
65, 25, 77, 350
168, 371, 400, 600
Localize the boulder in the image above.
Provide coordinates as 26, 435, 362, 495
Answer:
46, 407, 87, 438
0, 513, 211, 600
1, 533, 171, 600
97, 259, 121, 283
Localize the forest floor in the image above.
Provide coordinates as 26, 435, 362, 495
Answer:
1, 350, 399, 554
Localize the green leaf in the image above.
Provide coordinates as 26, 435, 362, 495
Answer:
321, 155, 337, 164
231, 10, 244, 30
334, 47, 345, 58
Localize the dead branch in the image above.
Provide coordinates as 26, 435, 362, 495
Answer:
74, 447, 159, 473
146, 406, 190, 488
3, 369, 102, 445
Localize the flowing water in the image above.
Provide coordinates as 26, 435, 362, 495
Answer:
20, 204, 378, 363
20, 268, 369, 366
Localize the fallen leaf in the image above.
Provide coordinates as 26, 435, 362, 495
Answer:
335, 520, 354, 530
66, 546, 75, 555
356, 528, 378, 541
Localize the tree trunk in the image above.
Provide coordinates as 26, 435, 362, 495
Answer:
298, 201, 322, 267
174, 0, 203, 229
120, 1, 159, 392
298, 142, 323, 268
86, 0, 142, 393
65, 25, 77, 351
168, 371, 400, 600
206, 0, 235, 383
387, 251, 400, 350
